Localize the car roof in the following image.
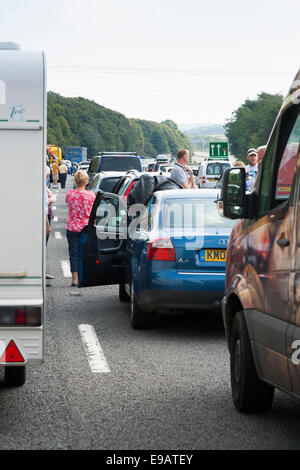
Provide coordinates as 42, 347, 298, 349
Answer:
97, 171, 126, 177
154, 188, 220, 200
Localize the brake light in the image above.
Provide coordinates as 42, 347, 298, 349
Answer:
15, 308, 27, 325
147, 238, 176, 261
202, 177, 206, 184
0, 307, 42, 326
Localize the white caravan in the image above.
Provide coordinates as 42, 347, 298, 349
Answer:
0, 43, 46, 386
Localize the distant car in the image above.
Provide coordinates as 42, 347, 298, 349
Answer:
147, 163, 155, 172
78, 161, 90, 172
78, 188, 235, 329
197, 160, 231, 188
160, 165, 173, 177
64, 160, 72, 174
89, 172, 124, 194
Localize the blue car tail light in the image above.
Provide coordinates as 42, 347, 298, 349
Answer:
147, 238, 176, 261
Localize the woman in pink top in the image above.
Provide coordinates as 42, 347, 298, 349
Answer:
66, 170, 96, 286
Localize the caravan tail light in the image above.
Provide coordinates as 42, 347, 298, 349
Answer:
147, 238, 176, 261
0, 307, 42, 326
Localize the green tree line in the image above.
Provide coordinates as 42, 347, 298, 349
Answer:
47, 92, 192, 158
224, 92, 284, 160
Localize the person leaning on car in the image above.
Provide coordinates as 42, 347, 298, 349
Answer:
170, 149, 196, 189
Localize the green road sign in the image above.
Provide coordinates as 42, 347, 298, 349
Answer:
209, 142, 228, 158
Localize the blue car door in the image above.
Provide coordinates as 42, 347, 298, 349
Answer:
79, 192, 128, 287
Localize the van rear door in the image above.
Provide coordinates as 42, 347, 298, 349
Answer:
0, 45, 46, 375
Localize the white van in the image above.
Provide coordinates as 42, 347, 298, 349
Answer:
0, 43, 46, 386
197, 159, 232, 188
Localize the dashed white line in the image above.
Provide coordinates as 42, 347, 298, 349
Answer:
61, 260, 72, 278
78, 324, 111, 373
55, 231, 62, 239
54, 216, 58, 222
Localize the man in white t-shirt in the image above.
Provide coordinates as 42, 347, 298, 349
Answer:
246, 149, 258, 190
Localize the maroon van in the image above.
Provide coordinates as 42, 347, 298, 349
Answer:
219, 69, 300, 412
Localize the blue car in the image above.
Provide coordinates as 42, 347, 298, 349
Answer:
78, 189, 236, 328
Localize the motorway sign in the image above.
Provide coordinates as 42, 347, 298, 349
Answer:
209, 142, 228, 158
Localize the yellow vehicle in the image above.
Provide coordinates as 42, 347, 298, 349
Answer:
47, 145, 62, 164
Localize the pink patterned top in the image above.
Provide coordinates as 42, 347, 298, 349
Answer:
66, 189, 96, 232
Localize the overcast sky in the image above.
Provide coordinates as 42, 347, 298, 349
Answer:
1, 0, 299, 125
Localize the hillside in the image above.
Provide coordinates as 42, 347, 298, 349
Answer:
181, 124, 227, 153
47, 92, 192, 159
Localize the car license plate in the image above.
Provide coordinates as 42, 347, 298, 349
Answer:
205, 249, 226, 262
208, 178, 217, 182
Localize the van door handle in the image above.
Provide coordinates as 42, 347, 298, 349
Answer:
276, 238, 290, 247
0, 269, 27, 278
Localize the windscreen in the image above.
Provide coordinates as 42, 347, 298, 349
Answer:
100, 156, 141, 172
206, 163, 230, 176
163, 197, 236, 229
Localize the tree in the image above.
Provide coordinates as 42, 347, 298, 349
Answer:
224, 92, 283, 160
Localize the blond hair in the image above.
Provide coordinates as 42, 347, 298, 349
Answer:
74, 170, 88, 187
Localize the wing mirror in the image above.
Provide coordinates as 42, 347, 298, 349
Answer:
218, 167, 246, 219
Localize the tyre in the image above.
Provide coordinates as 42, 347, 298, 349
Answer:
119, 283, 130, 302
4, 366, 26, 387
230, 311, 274, 413
130, 277, 152, 329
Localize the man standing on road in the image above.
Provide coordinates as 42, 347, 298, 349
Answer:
51, 160, 59, 188
246, 148, 259, 191
170, 149, 196, 189
59, 160, 68, 189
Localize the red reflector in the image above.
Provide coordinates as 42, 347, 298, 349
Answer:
0, 340, 25, 363
15, 308, 26, 324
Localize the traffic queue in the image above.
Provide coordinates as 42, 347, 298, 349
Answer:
3, 42, 300, 421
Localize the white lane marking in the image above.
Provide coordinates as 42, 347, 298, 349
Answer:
54, 216, 58, 222
78, 324, 111, 373
61, 260, 72, 278
55, 231, 62, 240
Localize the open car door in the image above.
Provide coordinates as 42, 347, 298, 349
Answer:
79, 192, 128, 287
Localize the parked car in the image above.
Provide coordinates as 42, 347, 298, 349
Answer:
78, 188, 235, 329
219, 68, 300, 413
113, 170, 145, 200
87, 153, 143, 186
89, 172, 124, 194
64, 160, 72, 174
78, 161, 90, 172
197, 160, 231, 188
160, 165, 173, 176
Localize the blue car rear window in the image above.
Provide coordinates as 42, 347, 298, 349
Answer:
163, 198, 236, 229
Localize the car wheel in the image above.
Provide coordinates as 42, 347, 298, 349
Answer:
130, 277, 152, 329
230, 311, 274, 413
119, 283, 130, 302
4, 366, 26, 387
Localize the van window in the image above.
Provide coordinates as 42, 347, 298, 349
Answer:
275, 114, 300, 201
258, 108, 300, 217
206, 163, 230, 176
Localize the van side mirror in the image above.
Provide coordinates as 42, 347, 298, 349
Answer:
219, 167, 246, 219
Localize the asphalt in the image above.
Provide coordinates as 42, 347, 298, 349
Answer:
0, 176, 300, 450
